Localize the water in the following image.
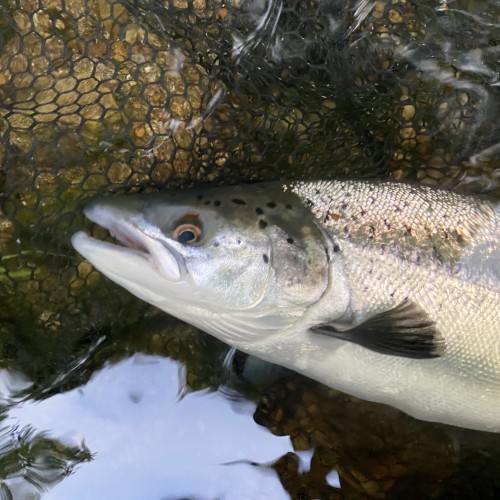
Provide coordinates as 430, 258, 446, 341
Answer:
0, 0, 499, 498
3, 356, 294, 499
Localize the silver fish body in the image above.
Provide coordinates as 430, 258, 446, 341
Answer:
72, 181, 500, 432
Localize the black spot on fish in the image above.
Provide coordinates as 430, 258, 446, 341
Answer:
259, 220, 268, 229
255, 207, 264, 215
213, 242, 219, 247
263, 254, 269, 264
236, 239, 241, 245
197, 194, 203, 200
341, 203, 348, 210
287, 237, 294, 244
285, 204, 293, 210
266, 201, 276, 208
333, 244, 340, 253
214, 200, 221, 207
232, 198, 246, 205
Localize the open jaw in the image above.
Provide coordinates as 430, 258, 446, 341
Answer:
71, 230, 150, 267
72, 230, 190, 316
71, 202, 183, 286
72, 203, 152, 266
83, 200, 155, 257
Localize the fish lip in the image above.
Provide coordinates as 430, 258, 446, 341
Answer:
83, 201, 146, 251
71, 230, 150, 262
81, 201, 183, 282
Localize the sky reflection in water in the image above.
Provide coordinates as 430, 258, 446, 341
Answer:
5, 355, 298, 499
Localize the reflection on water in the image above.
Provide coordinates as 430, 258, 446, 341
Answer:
1, 334, 500, 499
4, 355, 297, 499
0, 0, 499, 497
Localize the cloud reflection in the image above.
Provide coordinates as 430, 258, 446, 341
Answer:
7, 355, 292, 499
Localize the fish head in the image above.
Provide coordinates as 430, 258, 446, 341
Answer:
72, 184, 334, 344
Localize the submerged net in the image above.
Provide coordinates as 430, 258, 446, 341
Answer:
0, 0, 499, 496
0, 0, 499, 392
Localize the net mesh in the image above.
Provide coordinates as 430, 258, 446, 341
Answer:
0, 0, 499, 382
0, 1, 499, 496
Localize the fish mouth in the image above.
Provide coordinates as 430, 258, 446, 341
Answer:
72, 200, 182, 283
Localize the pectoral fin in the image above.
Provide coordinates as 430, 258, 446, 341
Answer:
310, 300, 446, 359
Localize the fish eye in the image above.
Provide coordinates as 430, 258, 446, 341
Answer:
173, 223, 203, 244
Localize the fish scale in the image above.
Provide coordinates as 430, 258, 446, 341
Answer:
295, 244, 500, 430
290, 180, 497, 278
280, 181, 500, 430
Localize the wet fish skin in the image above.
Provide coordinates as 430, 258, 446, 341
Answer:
72, 180, 500, 432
